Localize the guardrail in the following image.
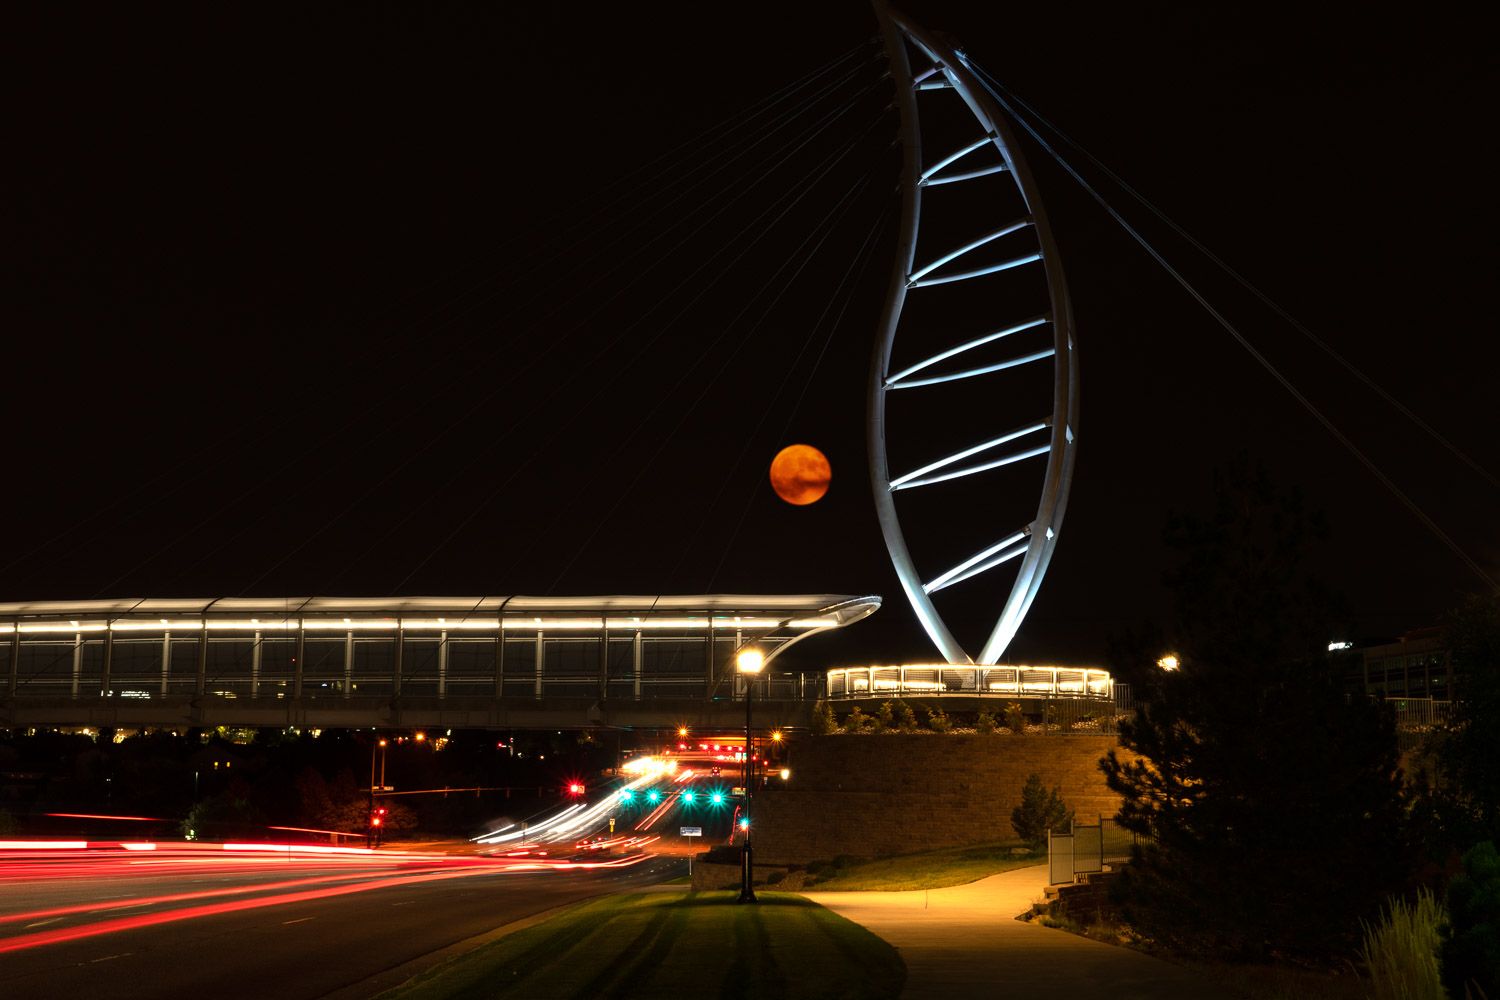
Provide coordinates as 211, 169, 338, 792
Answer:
826, 665, 1113, 700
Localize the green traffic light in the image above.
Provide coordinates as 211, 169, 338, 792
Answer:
682, 790, 696, 805
710, 790, 725, 806
647, 789, 661, 804
619, 789, 634, 804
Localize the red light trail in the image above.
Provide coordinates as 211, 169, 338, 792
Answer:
0, 848, 653, 954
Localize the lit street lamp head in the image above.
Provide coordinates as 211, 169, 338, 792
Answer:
736, 648, 765, 674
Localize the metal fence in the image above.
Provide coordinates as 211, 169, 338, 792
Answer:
1048, 817, 1135, 885
827, 665, 1114, 701
1391, 697, 1452, 750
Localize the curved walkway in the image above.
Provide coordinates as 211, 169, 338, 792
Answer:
803, 864, 1229, 999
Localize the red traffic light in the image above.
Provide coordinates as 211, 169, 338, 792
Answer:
567, 783, 585, 796
372, 817, 383, 827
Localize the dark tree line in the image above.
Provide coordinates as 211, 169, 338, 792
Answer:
1102, 465, 1409, 959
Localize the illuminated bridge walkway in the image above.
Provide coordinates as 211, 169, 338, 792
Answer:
0, 595, 879, 731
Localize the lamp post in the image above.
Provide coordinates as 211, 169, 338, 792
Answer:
368, 736, 387, 849
736, 647, 764, 904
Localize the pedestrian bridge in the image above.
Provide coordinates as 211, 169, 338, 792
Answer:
0, 594, 879, 731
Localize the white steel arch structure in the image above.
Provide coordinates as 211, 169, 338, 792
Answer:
869, 4, 1079, 665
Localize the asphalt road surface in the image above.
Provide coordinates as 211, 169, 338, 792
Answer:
0, 846, 682, 998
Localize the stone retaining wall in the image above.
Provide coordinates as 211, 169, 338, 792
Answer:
753, 734, 1130, 865
688, 859, 795, 891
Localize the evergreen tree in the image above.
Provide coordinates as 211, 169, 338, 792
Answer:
1101, 464, 1407, 959
1441, 841, 1500, 1000
1011, 773, 1072, 850
810, 701, 837, 736
1438, 594, 1500, 846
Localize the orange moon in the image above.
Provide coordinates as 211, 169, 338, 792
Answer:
769, 444, 831, 506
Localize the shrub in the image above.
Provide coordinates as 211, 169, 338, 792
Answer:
181, 788, 264, 840
1011, 773, 1072, 850
1003, 701, 1026, 734
924, 705, 952, 733
1360, 889, 1445, 1000
844, 706, 871, 734
974, 710, 998, 735
874, 701, 894, 734
892, 699, 919, 732
810, 701, 837, 735
1442, 840, 1500, 1000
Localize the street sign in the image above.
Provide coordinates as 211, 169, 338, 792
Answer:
680, 827, 702, 837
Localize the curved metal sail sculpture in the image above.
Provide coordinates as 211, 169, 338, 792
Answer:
869, 4, 1078, 665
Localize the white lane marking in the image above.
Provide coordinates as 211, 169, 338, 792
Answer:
26, 917, 64, 928
89, 952, 132, 963
389, 901, 415, 907
282, 917, 315, 925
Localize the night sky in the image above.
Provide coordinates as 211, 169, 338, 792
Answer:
8, 3, 1495, 671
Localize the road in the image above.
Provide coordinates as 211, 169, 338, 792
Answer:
0, 844, 681, 998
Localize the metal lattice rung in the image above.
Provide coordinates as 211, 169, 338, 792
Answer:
890, 422, 1049, 490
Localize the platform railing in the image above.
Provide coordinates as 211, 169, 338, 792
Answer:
825, 665, 1113, 701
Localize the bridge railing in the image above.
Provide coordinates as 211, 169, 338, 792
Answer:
826, 665, 1113, 701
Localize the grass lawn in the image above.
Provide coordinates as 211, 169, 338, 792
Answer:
377, 891, 903, 1000
801, 841, 1042, 891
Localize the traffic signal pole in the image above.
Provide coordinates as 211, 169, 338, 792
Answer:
738, 679, 757, 904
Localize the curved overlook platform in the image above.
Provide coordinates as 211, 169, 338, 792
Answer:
827, 663, 1113, 702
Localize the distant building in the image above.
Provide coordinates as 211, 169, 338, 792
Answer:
1355, 627, 1452, 701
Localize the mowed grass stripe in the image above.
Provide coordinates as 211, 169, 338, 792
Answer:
516, 895, 670, 998
577, 893, 691, 998
378, 891, 903, 1000
381, 895, 626, 1000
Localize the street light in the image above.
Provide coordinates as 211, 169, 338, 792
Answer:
735, 646, 765, 904
1157, 654, 1180, 672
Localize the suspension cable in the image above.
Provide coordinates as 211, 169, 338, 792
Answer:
700, 209, 890, 593
60, 46, 874, 595
542, 165, 885, 594
391, 114, 893, 596
978, 69, 1500, 494
296, 97, 892, 595
966, 59, 1497, 591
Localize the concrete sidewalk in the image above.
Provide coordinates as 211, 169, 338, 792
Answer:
804, 864, 1229, 999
